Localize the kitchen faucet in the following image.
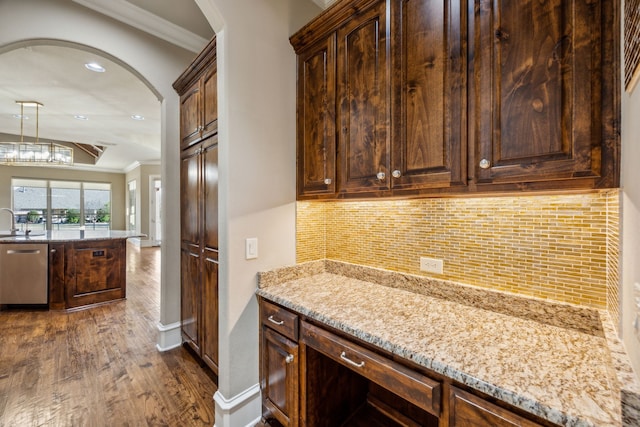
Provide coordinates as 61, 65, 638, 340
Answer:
0, 208, 18, 235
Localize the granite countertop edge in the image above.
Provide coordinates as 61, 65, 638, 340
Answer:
257, 259, 640, 427
0, 230, 145, 242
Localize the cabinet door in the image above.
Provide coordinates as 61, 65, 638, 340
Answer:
65, 240, 126, 309
180, 144, 201, 246
202, 66, 218, 139
336, 0, 390, 194
180, 80, 202, 149
181, 243, 201, 353
202, 138, 218, 250
391, 0, 466, 191
202, 247, 218, 373
48, 243, 65, 310
450, 386, 542, 426
471, 0, 604, 186
296, 34, 337, 198
262, 327, 299, 427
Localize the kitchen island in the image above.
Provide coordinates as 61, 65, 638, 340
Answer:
0, 230, 142, 311
257, 260, 640, 427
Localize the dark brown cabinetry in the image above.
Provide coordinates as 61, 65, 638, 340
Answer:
291, 0, 619, 199
260, 301, 299, 427
296, 34, 336, 198
64, 239, 126, 310
450, 386, 542, 427
336, 0, 390, 194
174, 37, 219, 374
469, 0, 618, 190
179, 41, 218, 151
259, 298, 555, 427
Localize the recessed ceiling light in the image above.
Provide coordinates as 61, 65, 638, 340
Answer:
74, 115, 89, 121
84, 62, 105, 73
131, 114, 145, 121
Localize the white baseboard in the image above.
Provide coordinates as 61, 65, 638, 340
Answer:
156, 321, 182, 351
213, 383, 261, 427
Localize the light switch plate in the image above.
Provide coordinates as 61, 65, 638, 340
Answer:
246, 238, 258, 260
420, 256, 443, 274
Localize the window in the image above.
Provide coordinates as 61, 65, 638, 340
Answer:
127, 180, 136, 231
11, 178, 111, 231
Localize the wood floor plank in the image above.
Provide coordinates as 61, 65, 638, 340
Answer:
0, 244, 216, 426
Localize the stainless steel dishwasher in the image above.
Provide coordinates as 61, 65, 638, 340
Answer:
0, 243, 48, 304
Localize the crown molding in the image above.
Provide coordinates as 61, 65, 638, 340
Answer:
123, 160, 160, 174
72, 0, 209, 53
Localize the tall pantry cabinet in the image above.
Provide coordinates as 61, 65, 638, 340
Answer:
173, 37, 219, 374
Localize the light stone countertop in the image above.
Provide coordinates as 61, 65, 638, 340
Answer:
0, 230, 144, 242
257, 260, 640, 427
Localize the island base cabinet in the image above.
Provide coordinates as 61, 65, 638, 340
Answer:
64, 240, 126, 310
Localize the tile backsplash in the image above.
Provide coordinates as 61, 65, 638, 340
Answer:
297, 190, 620, 312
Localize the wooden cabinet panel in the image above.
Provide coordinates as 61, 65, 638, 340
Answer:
470, 0, 609, 186
64, 240, 126, 309
202, 248, 218, 373
202, 138, 218, 250
180, 81, 201, 149
48, 243, 65, 310
202, 66, 218, 139
181, 243, 200, 353
450, 386, 542, 427
181, 145, 200, 246
261, 300, 299, 342
262, 327, 299, 427
336, 0, 390, 194
391, 0, 467, 191
296, 34, 337, 198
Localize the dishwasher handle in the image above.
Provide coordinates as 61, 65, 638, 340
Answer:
6, 249, 42, 255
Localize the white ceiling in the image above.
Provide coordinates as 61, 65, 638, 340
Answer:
0, 0, 214, 172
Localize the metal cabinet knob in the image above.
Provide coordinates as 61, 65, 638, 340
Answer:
324, 178, 332, 185
479, 158, 491, 169
392, 170, 401, 178
376, 172, 386, 180
285, 354, 294, 364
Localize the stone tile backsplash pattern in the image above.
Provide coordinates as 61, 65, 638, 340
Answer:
297, 191, 620, 311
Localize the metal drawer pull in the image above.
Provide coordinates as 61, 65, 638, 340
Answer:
285, 354, 294, 364
268, 315, 284, 326
340, 351, 365, 368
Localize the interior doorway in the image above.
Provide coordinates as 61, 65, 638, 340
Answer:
149, 176, 162, 246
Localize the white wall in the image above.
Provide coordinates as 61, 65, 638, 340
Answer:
0, 0, 197, 330
621, 76, 640, 375
197, 0, 320, 425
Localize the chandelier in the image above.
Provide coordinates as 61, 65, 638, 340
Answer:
0, 101, 73, 166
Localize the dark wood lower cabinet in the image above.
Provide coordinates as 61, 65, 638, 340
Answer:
259, 299, 555, 427
47, 239, 129, 311
202, 247, 219, 372
181, 242, 201, 354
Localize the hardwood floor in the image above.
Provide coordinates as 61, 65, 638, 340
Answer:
0, 243, 217, 426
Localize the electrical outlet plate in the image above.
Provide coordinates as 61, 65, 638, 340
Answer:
420, 256, 443, 274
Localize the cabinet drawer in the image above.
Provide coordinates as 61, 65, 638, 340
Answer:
261, 300, 299, 341
301, 320, 441, 417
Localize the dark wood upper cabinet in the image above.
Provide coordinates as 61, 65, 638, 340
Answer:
296, 34, 337, 199
202, 65, 218, 140
290, 0, 619, 199
179, 82, 201, 149
391, 0, 467, 192
174, 38, 218, 150
469, 0, 618, 189
336, 0, 390, 194
180, 144, 201, 246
